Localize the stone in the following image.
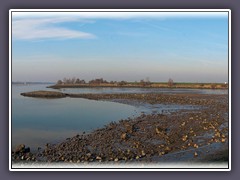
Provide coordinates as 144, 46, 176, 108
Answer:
221, 138, 226, 143
193, 144, 198, 148
121, 133, 128, 140
141, 150, 146, 156
155, 127, 161, 134
182, 135, 188, 141
14, 144, 25, 154
125, 123, 134, 133
25, 147, 30, 153
96, 156, 102, 160
194, 152, 198, 157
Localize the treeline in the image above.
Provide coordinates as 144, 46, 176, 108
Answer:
56, 77, 153, 86
56, 78, 228, 89
57, 77, 120, 85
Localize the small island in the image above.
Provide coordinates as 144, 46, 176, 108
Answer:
21, 91, 67, 98
47, 78, 228, 89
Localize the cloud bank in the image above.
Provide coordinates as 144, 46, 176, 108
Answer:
12, 17, 96, 40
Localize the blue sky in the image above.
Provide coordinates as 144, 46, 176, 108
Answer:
12, 11, 229, 83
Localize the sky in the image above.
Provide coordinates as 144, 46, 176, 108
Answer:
11, 11, 229, 83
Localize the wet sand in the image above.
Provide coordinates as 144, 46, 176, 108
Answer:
13, 92, 229, 165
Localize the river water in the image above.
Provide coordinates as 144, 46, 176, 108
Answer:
11, 84, 227, 151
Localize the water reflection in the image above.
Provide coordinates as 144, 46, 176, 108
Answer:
12, 128, 81, 152
12, 84, 141, 150
57, 87, 228, 95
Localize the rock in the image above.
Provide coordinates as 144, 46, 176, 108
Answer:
14, 144, 25, 154
124, 123, 134, 133
159, 151, 165, 156
141, 150, 146, 156
164, 146, 171, 152
189, 129, 194, 133
182, 135, 188, 141
215, 132, 221, 137
25, 147, 30, 153
155, 126, 166, 135
194, 152, 198, 157
155, 127, 161, 134
193, 144, 198, 148
121, 133, 127, 140
96, 156, 102, 160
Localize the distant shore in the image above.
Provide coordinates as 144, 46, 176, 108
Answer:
47, 82, 228, 90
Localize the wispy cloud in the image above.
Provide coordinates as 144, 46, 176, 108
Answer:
12, 17, 96, 40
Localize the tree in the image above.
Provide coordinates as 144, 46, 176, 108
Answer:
63, 78, 67, 84
211, 84, 217, 89
66, 78, 71, 84
168, 78, 174, 87
75, 78, 81, 84
71, 77, 76, 84
118, 81, 127, 86
57, 80, 62, 84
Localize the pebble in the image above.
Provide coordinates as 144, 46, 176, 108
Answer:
194, 152, 198, 157
193, 144, 198, 148
96, 156, 102, 160
182, 135, 188, 141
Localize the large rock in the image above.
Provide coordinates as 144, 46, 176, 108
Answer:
14, 144, 25, 154
13, 144, 31, 154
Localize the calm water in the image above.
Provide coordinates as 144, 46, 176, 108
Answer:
11, 84, 227, 151
56, 86, 228, 95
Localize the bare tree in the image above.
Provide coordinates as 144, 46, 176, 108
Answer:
63, 78, 67, 84
168, 78, 174, 87
57, 80, 62, 84
75, 78, 80, 84
145, 77, 151, 85
118, 81, 127, 86
146, 77, 150, 83
71, 77, 76, 84
66, 78, 71, 84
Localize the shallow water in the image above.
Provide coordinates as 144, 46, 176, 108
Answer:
12, 84, 141, 150
55, 87, 228, 95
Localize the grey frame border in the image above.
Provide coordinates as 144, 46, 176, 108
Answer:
1, 0, 239, 179
9, 9, 230, 171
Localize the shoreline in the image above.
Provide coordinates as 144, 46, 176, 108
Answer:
13, 91, 229, 165
47, 83, 228, 90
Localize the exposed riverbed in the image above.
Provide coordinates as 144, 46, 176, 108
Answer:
12, 88, 229, 167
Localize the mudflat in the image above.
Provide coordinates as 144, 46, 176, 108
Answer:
13, 91, 228, 164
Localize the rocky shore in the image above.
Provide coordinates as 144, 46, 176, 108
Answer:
13, 91, 229, 165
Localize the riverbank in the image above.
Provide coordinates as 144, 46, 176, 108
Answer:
47, 82, 228, 90
13, 92, 229, 166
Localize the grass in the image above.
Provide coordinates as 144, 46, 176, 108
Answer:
48, 82, 228, 89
